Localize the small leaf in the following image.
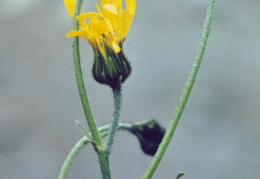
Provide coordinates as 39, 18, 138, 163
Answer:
75, 120, 94, 142
175, 172, 185, 179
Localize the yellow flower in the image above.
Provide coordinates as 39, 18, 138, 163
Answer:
64, 0, 136, 56
64, 0, 135, 87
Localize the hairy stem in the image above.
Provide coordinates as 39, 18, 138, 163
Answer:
72, 0, 103, 148
97, 149, 111, 179
97, 86, 123, 179
142, 0, 216, 178
58, 123, 131, 179
58, 136, 89, 179
105, 87, 122, 154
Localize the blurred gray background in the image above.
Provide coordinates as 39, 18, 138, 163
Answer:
1, 0, 260, 178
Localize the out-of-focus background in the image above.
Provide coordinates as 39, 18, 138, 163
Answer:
1, 0, 260, 178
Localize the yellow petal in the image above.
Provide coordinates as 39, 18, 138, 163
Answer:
126, 0, 136, 15
79, 13, 116, 40
66, 30, 89, 39
64, 0, 75, 19
77, 12, 102, 21
79, 20, 88, 31
113, 0, 122, 8
103, 4, 118, 15
112, 41, 121, 53
95, 2, 103, 15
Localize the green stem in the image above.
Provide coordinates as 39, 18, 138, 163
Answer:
105, 86, 122, 154
72, 0, 103, 148
99, 123, 132, 134
142, 0, 215, 178
97, 149, 111, 179
58, 123, 131, 179
58, 136, 89, 179
96, 86, 122, 179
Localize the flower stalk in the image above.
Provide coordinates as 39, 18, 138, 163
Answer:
98, 84, 122, 179
142, 0, 216, 178
105, 85, 122, 155
71, 0, 104, 148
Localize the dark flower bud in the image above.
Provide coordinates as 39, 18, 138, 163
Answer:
131, 119, 165, 156
92, 38, 131, 88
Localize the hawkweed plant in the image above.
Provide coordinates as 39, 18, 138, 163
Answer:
59, 0, 216, 178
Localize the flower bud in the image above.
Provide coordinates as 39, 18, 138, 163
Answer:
131, 120, 165, 156
92, 38, 131, 88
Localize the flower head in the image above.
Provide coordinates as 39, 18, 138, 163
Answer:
64, 0, 135, 87
64, 0, 135, 55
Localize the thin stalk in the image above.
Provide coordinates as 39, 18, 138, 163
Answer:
58, 123, 131, 179
99, 123, 132, 134
72, 1, 109, 177
58, 136, 89, 179
96, 86, 122, 179
142, 0, 215, 178
58, 132, 109, 179
105, 86, 122, 154
72, 0, 103, 148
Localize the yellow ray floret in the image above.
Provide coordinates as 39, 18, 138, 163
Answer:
64, 0, 75, 19
64, 0, 136, 54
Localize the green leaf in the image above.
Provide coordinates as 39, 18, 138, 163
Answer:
175, 172, 185, 179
